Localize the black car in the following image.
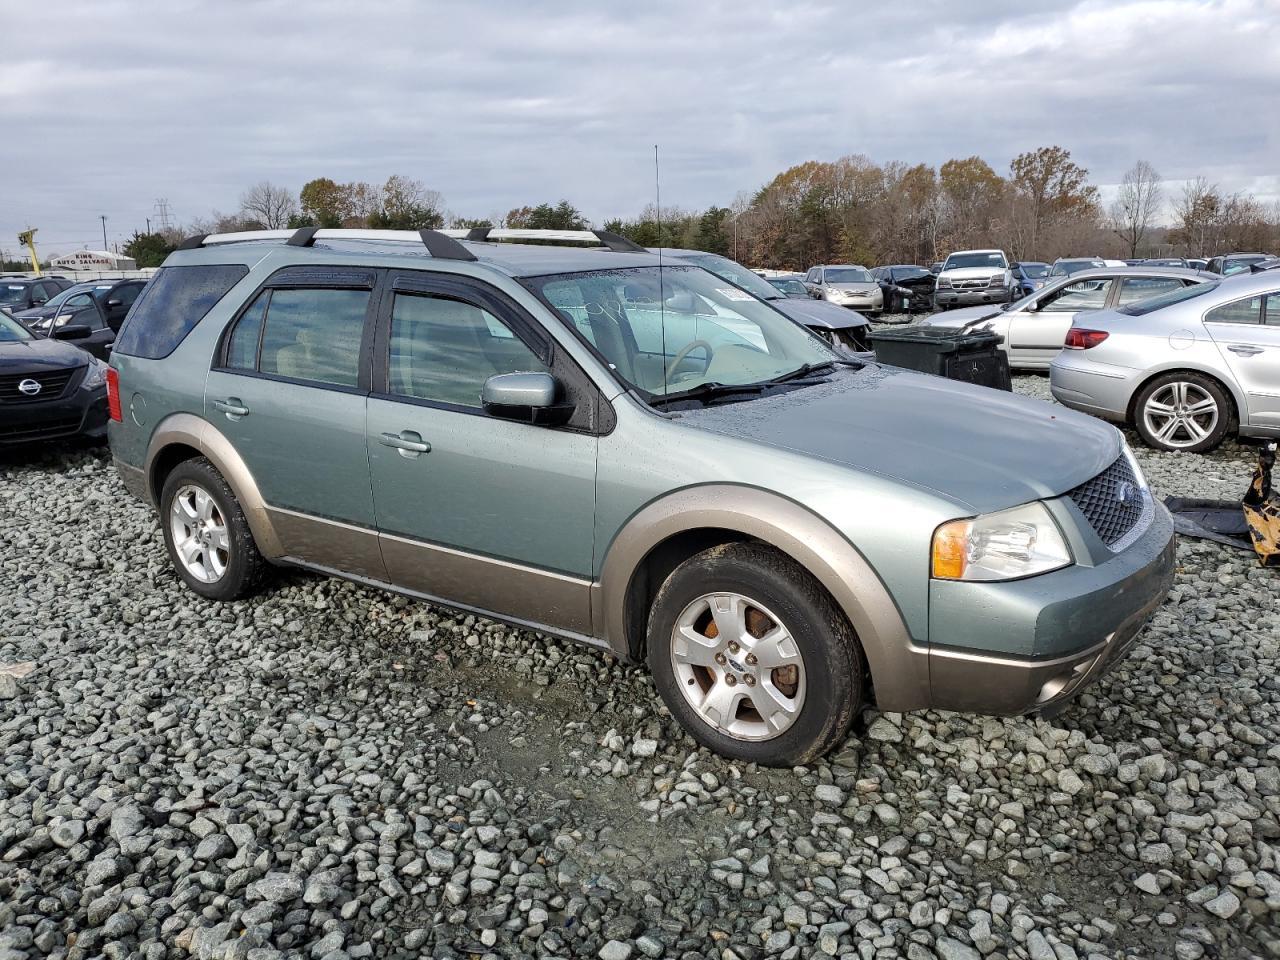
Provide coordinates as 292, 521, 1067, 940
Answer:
14, 277, 147, 360
765, 274, 809, 298
0, 276, 75, 313
870, 265, 937, 313
0, 307, 110, 446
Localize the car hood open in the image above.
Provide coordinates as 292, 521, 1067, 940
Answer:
771, 297, 869, 330
676, 364, 1120, 513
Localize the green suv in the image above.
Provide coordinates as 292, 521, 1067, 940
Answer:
108, 227, 1175, 765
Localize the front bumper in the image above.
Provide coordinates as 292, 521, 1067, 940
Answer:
926, 499, 1176, 716
826, 293, 882, 312
0, 384, 108, 446
934, 287, 1011, 307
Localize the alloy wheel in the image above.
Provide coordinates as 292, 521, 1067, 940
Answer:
1142, 381, 1219, 450
169, 483, 230, 583
669, 592, 806, 741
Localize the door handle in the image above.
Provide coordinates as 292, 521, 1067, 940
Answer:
1227, 345, 1263, 356
212, 397, 249, 418
380, 431, 431, 457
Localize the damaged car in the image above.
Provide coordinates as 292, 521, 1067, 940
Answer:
871, 265, 936, 315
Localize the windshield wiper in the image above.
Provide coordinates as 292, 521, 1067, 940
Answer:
649, 381, 766, 408
766, 360, 837, 384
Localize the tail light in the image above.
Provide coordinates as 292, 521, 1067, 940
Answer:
1065, 328, 1109, 350
106, 367, 123, 422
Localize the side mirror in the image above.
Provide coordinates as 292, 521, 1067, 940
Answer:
53, 324, 92, 341
106, 298, 123, 309
31, 296, 47, 306
482, 372, 574, 426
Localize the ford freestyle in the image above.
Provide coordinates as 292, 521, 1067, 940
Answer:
108, 227, 1175, 765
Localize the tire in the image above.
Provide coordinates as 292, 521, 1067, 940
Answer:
159, 456, 269, 601
1133, 372, 1232, 453
646, 542, 864, 766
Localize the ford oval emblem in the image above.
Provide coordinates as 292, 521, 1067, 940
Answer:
17, 378, 42, 396
1115, 481, 1136, 505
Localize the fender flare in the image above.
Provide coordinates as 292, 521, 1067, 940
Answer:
596, 484, 930, 712
144, 412, 284, 558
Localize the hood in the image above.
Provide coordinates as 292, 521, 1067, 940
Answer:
12, 305, 56, 321
0, 336, 91, 374
941, 266, 1006, 280
772, 297, 869, 331
677, 365, 1120, 513
920, 304, 1005, 328
890, 275, 937, 290
829, 282, 878, 293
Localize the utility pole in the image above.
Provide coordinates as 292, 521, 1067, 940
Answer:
100, 215, 108, 251
146, 217, 151, 234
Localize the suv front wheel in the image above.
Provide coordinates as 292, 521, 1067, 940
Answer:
647, 542, 864, 766
160, 457, 268, 601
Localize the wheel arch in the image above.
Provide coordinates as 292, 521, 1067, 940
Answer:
144, 412, 284, 558
595, 484, 930, 712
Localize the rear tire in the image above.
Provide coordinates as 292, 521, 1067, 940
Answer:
160, 457, 269, 601
646, 542, 864, 766
1133, 372, 1231, 453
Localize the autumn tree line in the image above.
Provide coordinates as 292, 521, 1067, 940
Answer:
122, 148, 1279, 269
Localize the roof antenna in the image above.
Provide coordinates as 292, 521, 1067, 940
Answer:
656, 143, 667, 400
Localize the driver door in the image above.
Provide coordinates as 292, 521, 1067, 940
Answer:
1007, 278, 1113, 367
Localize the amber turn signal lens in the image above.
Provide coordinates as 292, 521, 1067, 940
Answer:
931, 519, 971, 580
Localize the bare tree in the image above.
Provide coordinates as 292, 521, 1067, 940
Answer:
1108, 161, 1162, 258
239, 181, 298, 229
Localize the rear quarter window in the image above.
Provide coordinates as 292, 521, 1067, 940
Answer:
113, 264, 249, 359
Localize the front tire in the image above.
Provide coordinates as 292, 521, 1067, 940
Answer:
160, 457, 269, 600
646, 542, 864, 766
1133, 372, 1231, 453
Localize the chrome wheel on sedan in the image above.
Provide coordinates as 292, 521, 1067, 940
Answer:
670, 592, 806, 741
1135, 372, 1231, 453
168, 483, 230, 583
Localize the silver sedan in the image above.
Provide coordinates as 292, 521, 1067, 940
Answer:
1050, 270, 1280, 452
919, 267, 1212, 370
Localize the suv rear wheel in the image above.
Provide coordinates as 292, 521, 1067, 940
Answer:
647, 542, 864, 766
160, 457, 268, 601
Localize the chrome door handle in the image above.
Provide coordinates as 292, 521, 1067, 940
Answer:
379, 431, 431, 456
1227, 345, 1263, 356
212, 398, 249, 417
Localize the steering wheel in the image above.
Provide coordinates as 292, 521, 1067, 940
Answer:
665, 340, 715, 382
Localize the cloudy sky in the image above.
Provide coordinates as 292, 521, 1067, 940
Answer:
2, 0, 1277, 257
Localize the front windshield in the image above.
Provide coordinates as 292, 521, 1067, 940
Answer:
0, 284, 30, 304
944, 252, 1006, 270
1118, 279, 1220, 316
824, 267, 872, 283
526, 265, 836, 399
892, 267, 930, 280
0, 309, 33, 342
772, 279, 807, 295
681, 253, 784, 301
1051, 260, 1103, 277
1020, 263, 1049, 278
1224, 256, 1265, 275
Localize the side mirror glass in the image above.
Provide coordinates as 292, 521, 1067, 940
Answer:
53, 324, 92, 341
482, 372, 574, 426
106, 298, 123, 309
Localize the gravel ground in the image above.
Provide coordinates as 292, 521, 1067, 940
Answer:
1, 374, 1278, 960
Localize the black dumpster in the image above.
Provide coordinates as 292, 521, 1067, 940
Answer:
868, 326, 1012, 390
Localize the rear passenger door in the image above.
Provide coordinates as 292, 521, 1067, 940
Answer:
1205, 291, 1280, 428
206, 266, 387, 580
1008, 278, 1114, 366
365, 271, 598, 637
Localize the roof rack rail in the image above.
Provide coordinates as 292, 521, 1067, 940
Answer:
173, 228, 475, 262
441, 227, 645, 253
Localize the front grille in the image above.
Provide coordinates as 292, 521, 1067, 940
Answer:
0, 368, 79, 403
952, 278, 991, 290
1068, 455, 1145, 547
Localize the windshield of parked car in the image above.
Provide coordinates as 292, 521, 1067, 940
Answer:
1020, 263, 1049, 278
770, 279, 807, 295
0, 309, 33, 341
824, 267, 872, 283
891, 266, 931, 280
1049, 259, 1104, 277
526, 265, 837, 400
943, 252, 1006, 270
1117, 279, 1221, 316
1144, 259, 1184, 267
0, 284, 32, 304
1224, 256, 1266, 275
679, 253, 785, 301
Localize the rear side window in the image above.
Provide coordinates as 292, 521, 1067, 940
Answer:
113, 264, 248, 359
1205, 296, 1262, 325
241, 288, 370, 387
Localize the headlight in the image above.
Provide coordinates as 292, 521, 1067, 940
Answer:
989, 275, 1007, 287
53, 314, 74, 327
937, 278, 952, 289
932, 502, 1072, 581
81, 360, 108, 390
